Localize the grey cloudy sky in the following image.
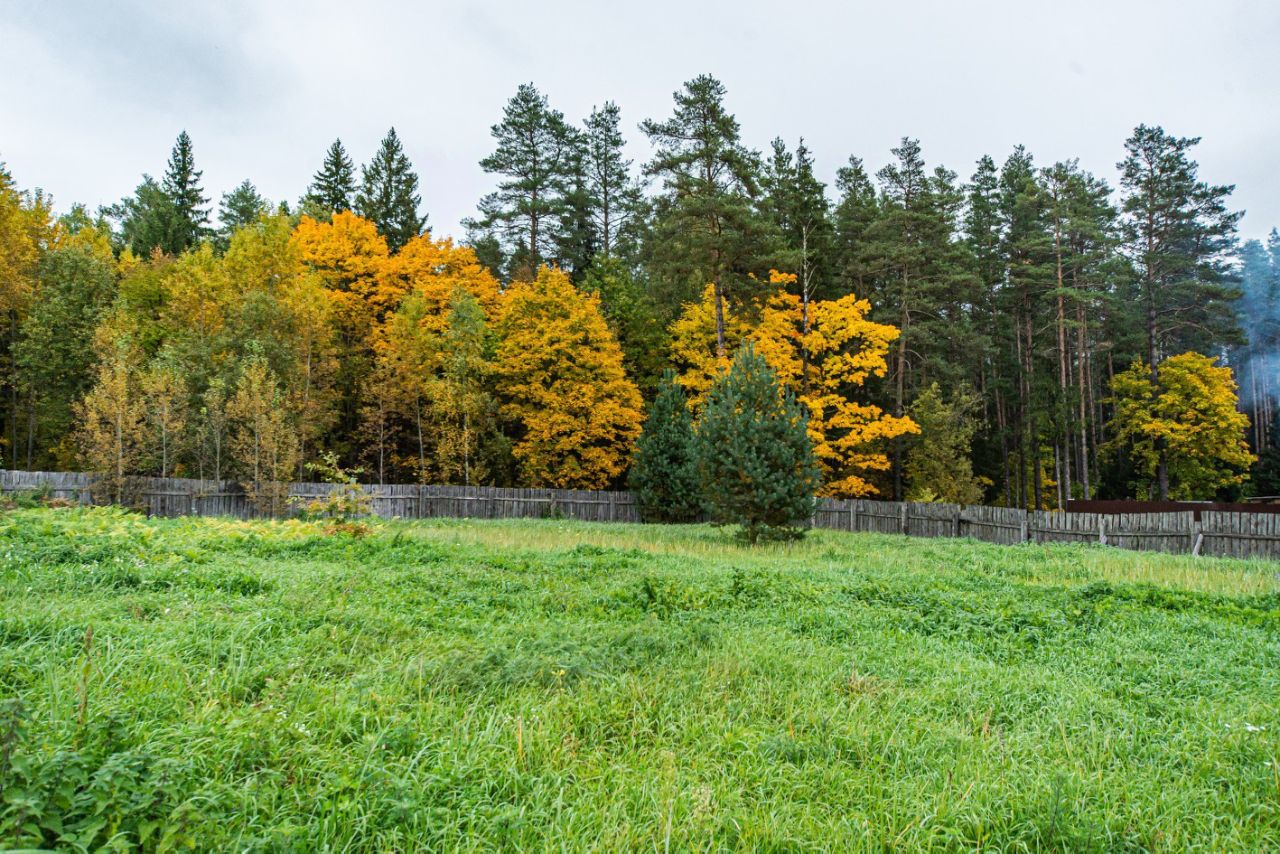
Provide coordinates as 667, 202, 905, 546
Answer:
3, 0, 1278, 241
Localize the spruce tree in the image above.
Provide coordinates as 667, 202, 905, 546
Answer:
630, 370, 701, 522
216, 180, 269, 250
694, 344, 820, 543
161, 130, 211, 252
304, 139, 358, 218
357, 127, 427, 252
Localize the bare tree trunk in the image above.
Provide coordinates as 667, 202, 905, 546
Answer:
713, 275, 727, 358
1076, 303, 1091, 499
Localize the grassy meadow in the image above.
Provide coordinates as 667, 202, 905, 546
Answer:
2, 505, 1279, 850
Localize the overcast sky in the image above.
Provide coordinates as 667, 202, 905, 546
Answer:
3, 0, 1278, 242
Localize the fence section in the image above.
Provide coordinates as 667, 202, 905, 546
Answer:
3, 469, 1280, 560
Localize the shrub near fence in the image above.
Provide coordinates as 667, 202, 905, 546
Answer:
4, 469, 1280, 560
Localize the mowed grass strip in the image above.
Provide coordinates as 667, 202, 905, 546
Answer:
2, 506, 1279, 850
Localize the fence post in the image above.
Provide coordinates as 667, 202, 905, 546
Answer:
849, 501, 858, 532
1191, 519, 1204, 557
900, 503, 909, 536
1020, 515, 1029, 544
952, 506, 961, 538
1098, 517, 1107, 546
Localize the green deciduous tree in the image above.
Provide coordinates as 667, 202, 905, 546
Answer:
1105, 352, 1253, 499
904, 382, 986, 504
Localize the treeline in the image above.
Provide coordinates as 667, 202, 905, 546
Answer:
0, 75, 1271, 505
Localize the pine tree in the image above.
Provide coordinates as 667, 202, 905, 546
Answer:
304, 139, 358, 218
859, 138, 977, 499
161, 130, 211, 252
357, 128, 427, 252
216, 180, 269, 250
1117, 124, 1242, 499
582, 102, 642, 258
641, 75, 769, 345
467, 84, 578, 278
998, 145, 1055, 508
831, 156, 878, 296
762, 137, 834, 303
695, 343, 819, 542
630, 370, 701, 522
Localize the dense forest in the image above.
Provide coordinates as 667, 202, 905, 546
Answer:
1, 75, 1276, 507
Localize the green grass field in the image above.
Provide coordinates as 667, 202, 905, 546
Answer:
2, 506, 1279, 850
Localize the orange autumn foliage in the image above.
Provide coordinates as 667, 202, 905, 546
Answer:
291, 211, 392, 344
383, 232, 502, 329
494, 267, 643, 489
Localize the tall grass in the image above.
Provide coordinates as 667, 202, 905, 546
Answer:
2, 506, 1278, 850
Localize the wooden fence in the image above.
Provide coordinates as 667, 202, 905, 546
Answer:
4, 469, 1280, 560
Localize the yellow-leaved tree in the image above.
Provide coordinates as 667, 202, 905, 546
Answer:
291, 211, 392, 342
671, 271, 917, 497
1105, 352, 1254, 499
75, 310, 145, 504
227, 356, 299, 514
494, 267, 643, 489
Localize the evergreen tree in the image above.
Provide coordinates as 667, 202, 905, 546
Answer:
467, 84, 578, 278
694, 343, 820, 543
762, 137, 834, 305
641, 75, 770, 345
582, 102, 642, 258
859, 138, 977, 498
160, 130, 211, 252
830, 156, 878, 296
1117, 124, 1242, 498
112, 176, 177, 257
357, 128, 427, 252
630, 370, 701, 522
304, 139, 358, 218
582, 256, 668, 399
216, 180, 269, 250
998, 145, 1055, 508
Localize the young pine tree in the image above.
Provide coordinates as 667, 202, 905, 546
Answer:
695, 344, 820, 543
630, 370, 701, 523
